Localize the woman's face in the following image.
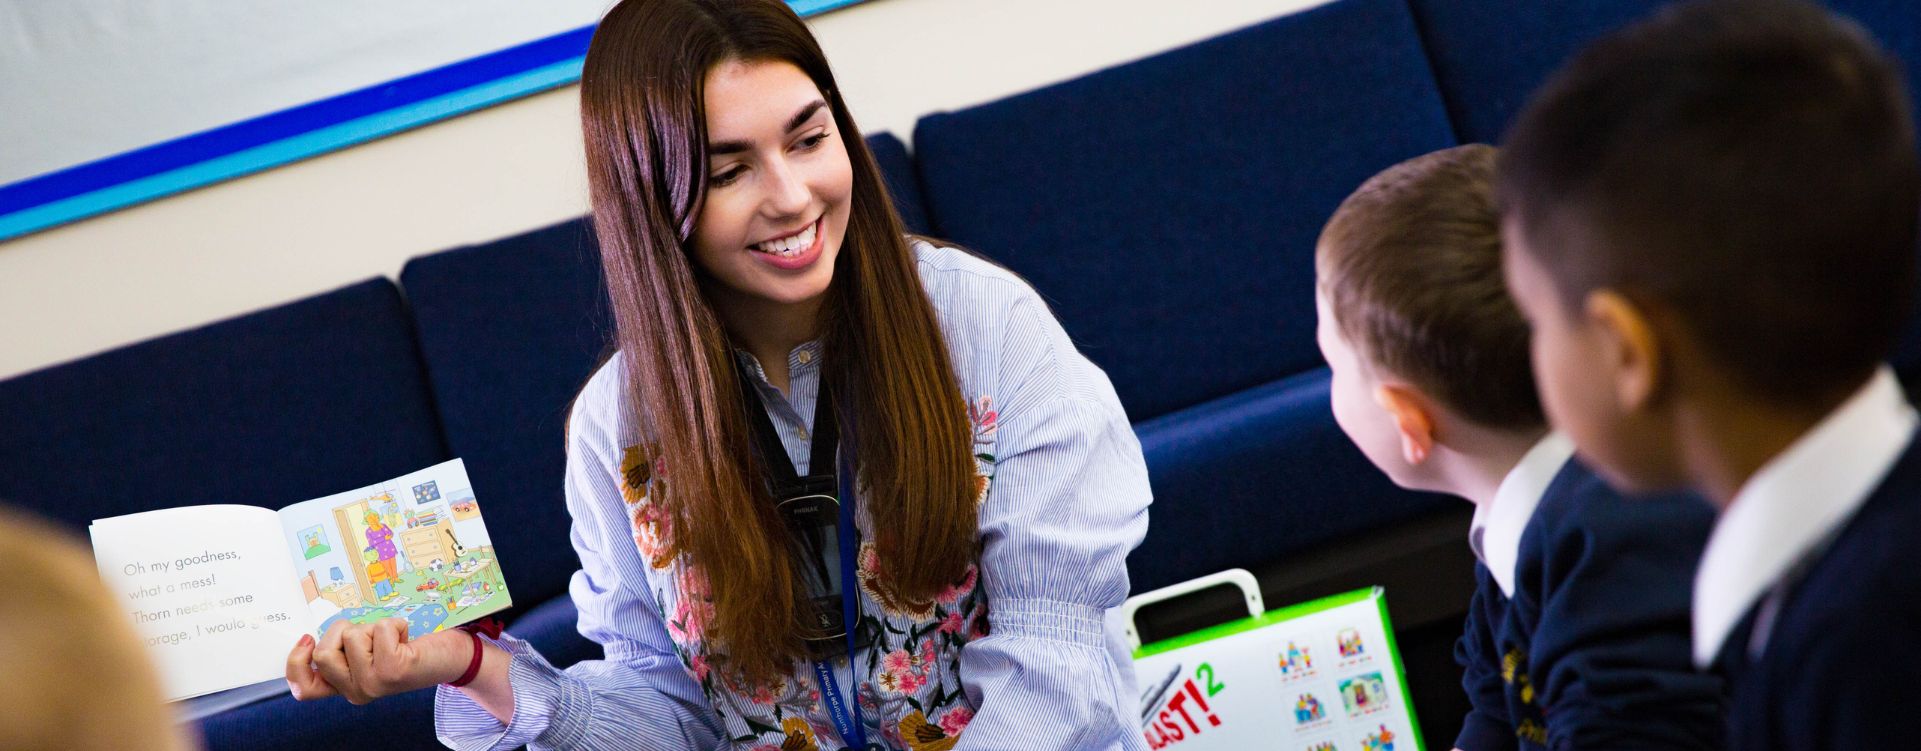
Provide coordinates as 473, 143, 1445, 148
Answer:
692, 58, 854, 313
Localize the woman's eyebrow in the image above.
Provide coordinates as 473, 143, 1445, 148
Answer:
708, 100, 828, 156
784, 100, 827, 132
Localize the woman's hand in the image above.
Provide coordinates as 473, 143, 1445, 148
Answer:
285, 618, 471, 704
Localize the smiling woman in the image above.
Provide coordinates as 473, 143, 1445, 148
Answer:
693, 64, 855, 328
284, 1, 1154, 749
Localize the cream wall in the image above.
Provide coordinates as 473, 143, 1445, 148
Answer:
0, 0, 1328, 380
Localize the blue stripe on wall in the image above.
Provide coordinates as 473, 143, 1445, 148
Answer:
0, 27, 595, 219
787, 0, 874, 15
0, 0, 857, 242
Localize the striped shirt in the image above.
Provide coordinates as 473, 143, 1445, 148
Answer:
435, 241, 1154, 750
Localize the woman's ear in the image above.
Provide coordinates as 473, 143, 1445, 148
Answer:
1374, 384, 1437, 465
1585, 290, 1664, 412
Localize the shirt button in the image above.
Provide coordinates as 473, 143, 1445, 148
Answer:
798, 427, 810, 441
797, 350, 813, 365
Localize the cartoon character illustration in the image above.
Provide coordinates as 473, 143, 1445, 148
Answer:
363, 546, 397, 601
362, 509, 409, 587
1338, 628, 1365, 658
1294, 693, 1326, 724
1280, 641, 1315, 676
365, 511, 398, 559
1340, 672, 1389, 717
1360, 724, 1395, 751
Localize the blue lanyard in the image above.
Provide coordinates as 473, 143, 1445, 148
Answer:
814, 447, 868, 749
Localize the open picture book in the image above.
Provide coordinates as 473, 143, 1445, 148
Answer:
89, 459, 512, 702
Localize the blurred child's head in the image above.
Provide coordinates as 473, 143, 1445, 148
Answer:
1498, 0, 1918, 493
1316, 144, 1546, 492
0, 505, 194, 751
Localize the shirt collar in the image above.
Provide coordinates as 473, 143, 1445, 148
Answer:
1691, 366, 1917, 666
733, 340, 824, 385
1470, 432, 1576, 597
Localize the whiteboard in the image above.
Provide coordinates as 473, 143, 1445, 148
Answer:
0, 0, 866, 240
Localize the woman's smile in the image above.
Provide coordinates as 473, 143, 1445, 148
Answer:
748, 215, 824, 271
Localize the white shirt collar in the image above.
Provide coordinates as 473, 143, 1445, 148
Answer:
1691, 366, 1918, 666
1470, 432, 1576, 597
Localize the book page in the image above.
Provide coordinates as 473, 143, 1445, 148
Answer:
89, 505, 311, 701
276, 458, 512, 641
1133, 589, 1417, 751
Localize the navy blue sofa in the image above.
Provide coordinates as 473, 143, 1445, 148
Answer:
6, 0, 1921, 747
914, 0, 1460, 593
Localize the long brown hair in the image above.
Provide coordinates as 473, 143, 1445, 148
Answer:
579, 0, 978, 684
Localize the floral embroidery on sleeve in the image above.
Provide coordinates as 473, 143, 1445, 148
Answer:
619, 445, 652, 502
857, 541, 937, 621
744, 717, 821, 751
620, 445, 677, 568
968, 396, 998, 507
897, 709, 961, 751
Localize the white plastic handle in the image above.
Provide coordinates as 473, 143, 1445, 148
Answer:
1119, 568, 1264, 650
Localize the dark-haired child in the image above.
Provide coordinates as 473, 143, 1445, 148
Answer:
1498, 1, 1921, 748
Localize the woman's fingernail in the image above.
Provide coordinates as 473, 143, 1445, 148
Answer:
298, 634, 314, 647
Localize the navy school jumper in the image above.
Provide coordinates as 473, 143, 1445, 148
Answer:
1712, 433, 1921, 751
1455, 459, 1725, 751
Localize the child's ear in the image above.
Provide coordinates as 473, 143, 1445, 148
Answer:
1373, 384, 1437, 465
1585, 290, 1663, 411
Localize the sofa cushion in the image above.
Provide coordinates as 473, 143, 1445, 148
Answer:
0, 279, 448, 531
1407, 0, 1921, 144
866, 131, 931, 235
1130, 368, 1452, 592
914, 0, 1456, 421
1403, 0, 1661, 145
198, 690, 439, 751
400, 218, 609, 612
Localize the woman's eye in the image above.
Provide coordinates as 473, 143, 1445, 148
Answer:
796, 132, 831, 151
710, 167, 744, 187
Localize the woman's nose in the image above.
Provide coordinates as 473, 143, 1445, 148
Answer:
761, 157, 812, 218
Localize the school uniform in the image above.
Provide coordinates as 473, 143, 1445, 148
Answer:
1695, 366, 1921, 750
1456, 434, 1724, 751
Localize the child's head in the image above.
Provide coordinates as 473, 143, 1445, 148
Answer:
1498, 0, 1919, 493
0, 505, 193, 751
1316, 144, 1546, 491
